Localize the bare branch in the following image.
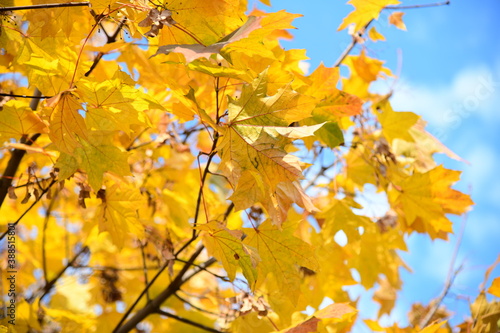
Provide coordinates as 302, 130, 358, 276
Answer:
0, 2, 90, 11
37, 246, 90, 303
156, 309, 223, 333
113, 246, 209, 333
419, 213, 467, 327
385, 1, 450, 10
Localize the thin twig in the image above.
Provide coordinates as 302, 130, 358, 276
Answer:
174, 293, 219, 316
0, 179, 57, 241
74, 265, 162, 271
0, 92, 50, 99
334, 1, 451, 67
113, 246, 208, 333
37, 246, 90, 303
384, 1, 450, 10
156, 309, 223, 333
140, 243, 151, 302
0, 2, 90, 11
419, 213, 467, 327
174, 258, 229, 281
84, 17, 128, 77
0, 89, 42, 208
333, 20, 373, 67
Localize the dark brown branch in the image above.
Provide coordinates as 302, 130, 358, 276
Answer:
174, 258, 229, 281
175, 78, 222, 256
0, 92, 50, 99
113, 246, 209, 333
384, 1, 450, 10
0, 2, 90, 11
0, 89, 42, 208
156, 309, 222, 333
37, 246, 90, 303
85, 17, 127, 77
74, 265, 162, 271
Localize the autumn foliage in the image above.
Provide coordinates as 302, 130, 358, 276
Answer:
0, 0, 498, 332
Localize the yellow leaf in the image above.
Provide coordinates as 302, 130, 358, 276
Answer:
364, 319, 385, 331
198, 221, 259, 287
389, 11, 407, 30
0, 100, 47, 142
338, 0, 400, 32
376, 99, 419, 144
75, 76, 156, 133
94, 181, 146, 248
419, 321, 447, 333
373, 278, 397, 317
488, 277, 500, 297
218, 71, 319, 225
368, 26, 386, 41
44, 91, 88, 154
282, 303, 357, 332
55, 132, 131, 191
243, 219, 318, 305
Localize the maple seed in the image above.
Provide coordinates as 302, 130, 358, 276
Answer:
139, 8, 177, 38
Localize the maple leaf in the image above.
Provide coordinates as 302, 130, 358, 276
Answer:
153, 16, 262, 62
368, 26, 386, 41
55, 132, 131, 191
488, 277, 500, 297
217, 71, 320, 224
389, 165, 473, 238
283, 303, 357, 332
43, 90, 89, 154
376, 99, 419, 144
243, 219, 319, 305
338, 0, 400, 32
75, 75, 157, 133
0, 100, 47, 142
137, 0, 247, 46
94, 181, 146, 248
198, 221, 259, 287
388, 11, 407, 31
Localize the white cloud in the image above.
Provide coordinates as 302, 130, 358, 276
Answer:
390, 65, 500, 138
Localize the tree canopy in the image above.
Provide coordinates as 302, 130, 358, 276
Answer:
0, 0, 499, 332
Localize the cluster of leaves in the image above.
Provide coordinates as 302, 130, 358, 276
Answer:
0, 0, 497, 332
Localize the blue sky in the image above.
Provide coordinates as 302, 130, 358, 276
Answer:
252, 0, 500, 329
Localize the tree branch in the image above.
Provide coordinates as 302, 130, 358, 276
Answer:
384, 1, 450, 10
36, 246, 90, 303
0, 178, 57, 241
156, 309, 223, 333
113, 246, 214, 333
174, 293, 219, 316
0, 89, 42, 208
0, 2, 90, 11
0, 92, 50, 99
419, 213, 467, 327
333, 1, 451, 67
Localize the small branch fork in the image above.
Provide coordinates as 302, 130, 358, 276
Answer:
333, 1, 450, 67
